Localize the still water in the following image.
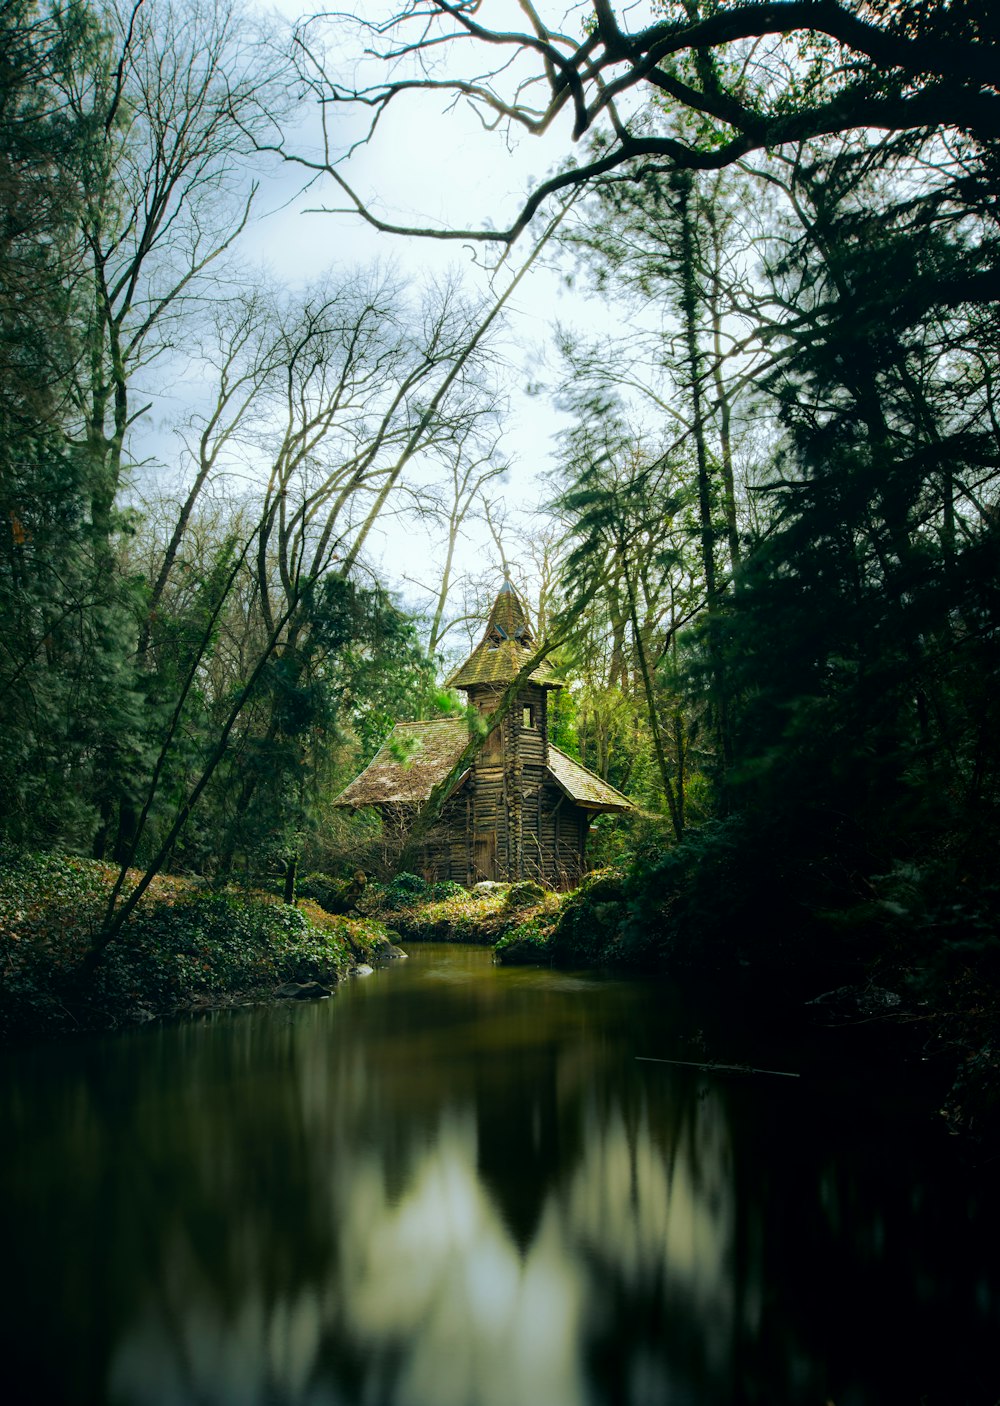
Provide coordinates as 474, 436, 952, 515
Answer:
1, 944, 997, 1406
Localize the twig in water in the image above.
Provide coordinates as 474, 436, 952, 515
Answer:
636, 1056, 800, 1079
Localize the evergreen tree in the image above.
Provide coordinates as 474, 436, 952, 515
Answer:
0, 0, 141, 845
713, 138, 1000, 868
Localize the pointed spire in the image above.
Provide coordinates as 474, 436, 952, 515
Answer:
485, 576, 531, 644
445, 578, 561, 690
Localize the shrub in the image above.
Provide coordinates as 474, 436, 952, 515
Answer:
0, 854, 388, 1037
381, 872, 429, 907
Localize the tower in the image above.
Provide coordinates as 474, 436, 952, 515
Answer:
445, 579, 562, 881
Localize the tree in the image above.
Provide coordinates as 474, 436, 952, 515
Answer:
65, 0, 287, 548
44, 0, 292, 857
714, 134, 1000, 841
0, 0, 126, 846
90, 259, 516, 931
552, 399, 694, 837
418, 430, 509, 657
288, 2, 1000, 250
551, 152, 778, 781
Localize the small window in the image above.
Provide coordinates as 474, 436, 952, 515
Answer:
522, 705, 534, 729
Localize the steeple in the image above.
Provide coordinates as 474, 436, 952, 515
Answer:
445, 578, 562, 691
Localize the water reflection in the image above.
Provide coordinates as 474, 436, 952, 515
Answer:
1, 946, 997, 1406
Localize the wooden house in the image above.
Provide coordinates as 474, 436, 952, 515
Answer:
334, 581, 632, 888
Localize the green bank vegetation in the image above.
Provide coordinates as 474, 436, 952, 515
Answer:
0, 850, 393, 1040
2, 2, 999, 1139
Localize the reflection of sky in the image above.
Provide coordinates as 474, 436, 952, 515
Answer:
568, 1097, 735, 1335
341, 1111, 587, 1406
7, 954, 1000, 1404
108, 1072, 734, 1406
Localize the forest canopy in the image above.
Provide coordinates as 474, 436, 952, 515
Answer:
281, 0, 1000, 970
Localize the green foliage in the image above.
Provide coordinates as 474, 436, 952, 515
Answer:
0, 0, 142, 850
369, 876, 560, 946
297, 873, 345, 911
380, 872, 430, 907
365, 872, 468, 918
98, 892, 354, 1005
546, 869, 635, 967
0, 851, 384, 1038
174, 577, 437, 881
493, 917, 556, 964
698, 148, 1000, 866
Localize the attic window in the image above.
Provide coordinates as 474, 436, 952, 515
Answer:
522, 705, 535, 729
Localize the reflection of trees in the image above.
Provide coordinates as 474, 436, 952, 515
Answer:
565, 1083, 737, 1404
1, 957, 998, 1405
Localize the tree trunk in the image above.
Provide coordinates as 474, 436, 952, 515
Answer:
283, 853, 298, 905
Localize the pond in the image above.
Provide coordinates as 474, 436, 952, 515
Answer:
1, 943, 997, 1405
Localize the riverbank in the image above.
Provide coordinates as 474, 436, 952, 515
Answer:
360, 871, 563, 947
3, 852, 996, 1150
0, 851, 397, 1041
367, 867, 999, 1153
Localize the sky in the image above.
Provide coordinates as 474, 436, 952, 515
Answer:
232, 1, 629, 624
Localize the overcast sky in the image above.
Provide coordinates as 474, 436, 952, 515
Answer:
233, 2, 629, 621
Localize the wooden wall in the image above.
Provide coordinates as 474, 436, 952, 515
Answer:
411, 681, 590, 890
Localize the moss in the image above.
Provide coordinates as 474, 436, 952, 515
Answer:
0, 852, 391, 1041
505, 880, 547, 908
494, 910, 560, 964
369, 878, 562, 948
543, 868, 631, 967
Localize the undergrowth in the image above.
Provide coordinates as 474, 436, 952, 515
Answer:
0, 850, 388, 1040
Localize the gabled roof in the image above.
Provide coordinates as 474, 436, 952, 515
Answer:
547, 745, 634, 813
335, 724, 634, 817
333, 719, 469, 807
445, 579, 563, 690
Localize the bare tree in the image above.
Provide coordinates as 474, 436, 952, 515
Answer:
406, 428, 510, 655
281, 3, 1000, 249
63, 0, 289, 544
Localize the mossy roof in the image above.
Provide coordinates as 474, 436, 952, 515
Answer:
333, 719, 469, 807
445, 580, 562, 690
335, 726, 634, 817
547, 745, 634, 813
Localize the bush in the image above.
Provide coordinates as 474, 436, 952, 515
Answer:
298, 870, 368, 914
430, 880, 466, 902
548, 868, 633, 966
494, 912, 558, 964
505, 880, 547, 908
92, 892, 356, 1010
381, 872, 429, 907
0, 853, 388, 1038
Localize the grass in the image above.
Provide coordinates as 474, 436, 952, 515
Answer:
363, 873, 564, 949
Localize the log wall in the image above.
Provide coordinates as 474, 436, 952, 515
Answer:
406, 682, 593, 890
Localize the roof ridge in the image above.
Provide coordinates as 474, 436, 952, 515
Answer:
394, 717, 465, 726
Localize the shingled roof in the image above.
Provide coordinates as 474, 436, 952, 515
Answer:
335, 721, 634, 817
445, 579, 563, 690
333, 719, 469, 807
547, 745, 634, 813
